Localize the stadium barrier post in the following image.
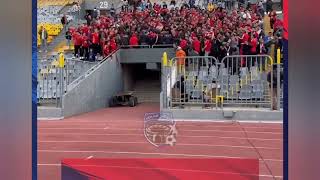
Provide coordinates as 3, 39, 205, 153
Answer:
162, 52, 168, 109
54, 61, 59, 107
170, 58, 174, 108
270, 56, 274, 110
59, 52, 65, 108
277, 48, 281, 110
65, 58, 69, 89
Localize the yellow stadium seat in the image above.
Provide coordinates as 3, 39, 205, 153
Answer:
38, 0, 71, 7
38, 1, 72, 46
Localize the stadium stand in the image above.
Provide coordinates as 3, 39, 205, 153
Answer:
66, 0, 284, 61
37, 0, 83, 47
37, 5, 73, 46
37, 54, 98, 105
166, 56, 275, 108
38, 0, 83, 7
38, 2, 284, 180
38, 0, 284, 113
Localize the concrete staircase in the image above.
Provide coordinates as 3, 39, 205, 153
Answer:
133, 80, 161, 103
59, 3, 74, 14
38, 19, 79, 60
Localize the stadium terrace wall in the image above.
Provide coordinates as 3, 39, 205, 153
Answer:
84, 0, 102, 10
62, 51, 123, 118
84, 0, 124, 10
120, 48, 175, 63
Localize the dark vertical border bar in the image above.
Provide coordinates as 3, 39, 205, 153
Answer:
32, 0, 37, 179
283, 39, 288, 180
283, 0, 288, 179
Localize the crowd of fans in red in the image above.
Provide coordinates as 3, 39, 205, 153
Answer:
66, 2, 283, 62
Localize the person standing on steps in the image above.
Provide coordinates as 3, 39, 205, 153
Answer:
61, 14, 68, 33
84, 13, 92, 26
176, 46, 187, 75
65, 28, 72, 50
38, 26, 48, 53
75, 2, 81, 24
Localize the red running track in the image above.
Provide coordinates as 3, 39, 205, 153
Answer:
38, 103, 283, 180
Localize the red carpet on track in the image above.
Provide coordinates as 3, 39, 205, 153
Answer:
62, 158, 259, 180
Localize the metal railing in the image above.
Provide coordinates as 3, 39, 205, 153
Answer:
120, 45, 151, 49
37, 60, 66, 107
163, 56, 220, 108
119, 44, 174, 49
279, 63, 284, 110
37, 57, 99, 107
67, 49, 119, 89
152, 44, 174, 48
162, 54, 283, 110
220, 55, 273, 108
65, 58, 97, 85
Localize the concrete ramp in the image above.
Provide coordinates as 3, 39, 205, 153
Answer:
62, 51, 123, 118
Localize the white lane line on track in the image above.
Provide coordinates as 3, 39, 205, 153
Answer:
236, 121, 282, 124
38, 127, 283, 134
38, 140, 281, 150
38, 125, 283, 130
38, 150, 283, 162
37, 164, 282, 178
39, 120, 283, 124
38, 123, 282, 130
175, 120, 283, 124
103, 126, 109, 130
38, 121, 281, 125
38, 132, 283, 141
85, 156, 93, 160
38, 125, 283, 131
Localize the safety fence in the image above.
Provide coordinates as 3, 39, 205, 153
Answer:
162, 54, 283, 110
279, 63, 284, 110
37, 58, 98, 107
37, 49, 120, 107
220, 55, 273, 107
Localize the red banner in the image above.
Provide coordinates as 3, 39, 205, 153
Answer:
62, 158, 259, 180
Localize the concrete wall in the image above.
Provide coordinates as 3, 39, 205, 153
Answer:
120, 48, 175, 63
84, 0, 124, 10
162, 108, 283, 121
38, 106, 63, 120
122, 64, 135, 91
53, 47, 175, 118
62, 51, 123, 118
79, 1, 86, 19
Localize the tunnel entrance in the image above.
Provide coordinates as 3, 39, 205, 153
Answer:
122, 63, 161, 103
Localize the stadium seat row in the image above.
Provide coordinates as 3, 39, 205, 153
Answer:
38, 0, 79, 7
37, 23, 63, 45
